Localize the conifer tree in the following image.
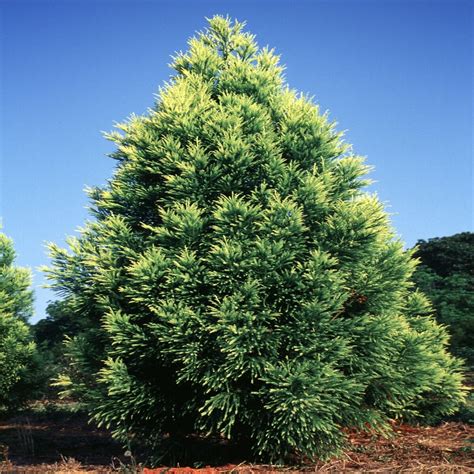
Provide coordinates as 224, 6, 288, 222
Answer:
413, 233, 474, 367
47, 16, 466, 462
0, 230, 38, 411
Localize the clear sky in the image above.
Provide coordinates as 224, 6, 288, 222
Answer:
1, 0, 472, 322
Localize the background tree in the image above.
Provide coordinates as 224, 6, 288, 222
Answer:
0, 231, 40, 412
0, 233, 33, 323
413, 232, 474, 367
47, 16, 466, 463
33, 300, 82, 397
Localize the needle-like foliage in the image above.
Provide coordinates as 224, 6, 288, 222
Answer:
0, 231, 37, 412
46, 16, 466, 462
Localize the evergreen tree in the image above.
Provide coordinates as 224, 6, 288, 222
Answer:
414, 232, 473, 277
0, 230, 38, 412
413, 233, 474, 367
47, 17, 466, 462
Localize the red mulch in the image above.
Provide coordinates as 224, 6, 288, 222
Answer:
143, 422, 474, 474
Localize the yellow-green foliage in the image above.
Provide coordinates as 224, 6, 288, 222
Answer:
47, 16, 466, 463
0, 232, 36, 412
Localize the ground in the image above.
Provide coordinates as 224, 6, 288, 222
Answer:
0, 401, 472, 473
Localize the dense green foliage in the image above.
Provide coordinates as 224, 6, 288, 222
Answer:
414, 233, 473, 277
413, 232, 474, 367
0, 233, 33, 323
47, 17, 466, 462
33, 300, 81, 396
0, 231, 39, 412
34, 301, 79, 356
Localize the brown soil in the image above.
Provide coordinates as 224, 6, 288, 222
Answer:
0, 402, 122, 473
0, 404, 472, 473
144, 423, 474, 473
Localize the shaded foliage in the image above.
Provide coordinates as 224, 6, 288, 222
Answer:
32, 300, 83, 397
415, 233, 473, 278
413, 232, 474, 367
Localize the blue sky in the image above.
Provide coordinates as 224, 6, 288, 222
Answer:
1, 0, 472, 322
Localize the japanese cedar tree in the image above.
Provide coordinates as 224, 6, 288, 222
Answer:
47, 16, 466, 462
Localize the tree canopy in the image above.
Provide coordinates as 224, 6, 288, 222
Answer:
0, 230, 38, 412
413, 232, 474, 366
46, 16, 466, 463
